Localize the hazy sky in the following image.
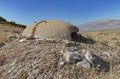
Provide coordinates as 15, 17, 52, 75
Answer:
0, 0, 120, 26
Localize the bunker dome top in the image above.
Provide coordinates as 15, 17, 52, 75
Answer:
22, 20, 79, 40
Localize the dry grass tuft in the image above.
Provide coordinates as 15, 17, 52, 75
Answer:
81, 29, 120, 47
0, 53, 6, 66
0, 32, 7, 43
17, 70, 29, 79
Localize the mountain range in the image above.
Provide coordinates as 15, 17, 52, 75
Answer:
78, 19, 120, 31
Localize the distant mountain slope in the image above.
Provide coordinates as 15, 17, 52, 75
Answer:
79, 19, 120, 31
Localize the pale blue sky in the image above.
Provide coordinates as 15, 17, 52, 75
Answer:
0, 0, 120, 26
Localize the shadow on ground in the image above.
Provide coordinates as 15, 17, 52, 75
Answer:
72, 33, 96, 44
92, 53, 110, 72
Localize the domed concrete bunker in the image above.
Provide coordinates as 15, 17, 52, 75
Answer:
22, 20, 79, 40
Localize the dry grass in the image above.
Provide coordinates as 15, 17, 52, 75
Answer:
0, 27, 120, 78
0, 53, 6, 66
0, 23, 25, 44
80, 29, 120, 48
16, 70, 29, 79
0, 23, 25, 33
0, 54, 6, 78
0, 32, 7, 43
56, 56, 119, 79
76, 29, 120, 79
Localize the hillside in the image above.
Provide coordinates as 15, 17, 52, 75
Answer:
0, 17, 120, 79
0, 36, 120, 79
79, 19, 120, 31
0, 16, 26, 43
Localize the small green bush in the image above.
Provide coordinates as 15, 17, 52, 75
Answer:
0, 16, 26, 28
0, 16, 7, 22
8, 21, 26, 28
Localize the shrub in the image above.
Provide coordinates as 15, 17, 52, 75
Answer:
0, 16, 26, 28
0, 16, 7, 22
8, 21, 26, 28
9, 21, 16, 25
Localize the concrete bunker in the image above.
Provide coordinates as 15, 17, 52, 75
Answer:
22, 20, 79, 41
71, 32, 78, 41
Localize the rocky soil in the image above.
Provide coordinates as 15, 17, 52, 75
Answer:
0, 23, 25, 44
0, 37, 120, 79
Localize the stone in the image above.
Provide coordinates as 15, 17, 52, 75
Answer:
66, 41, 77, 47
63, 49, 82, 64
85, 50, 103, 69
102, 51, 112, 57
76, 58, 91, 69
59, 61, 64, 65
19, 38, 26, 43
85, 50, 95, 64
